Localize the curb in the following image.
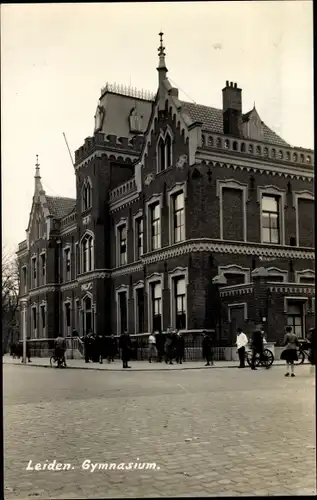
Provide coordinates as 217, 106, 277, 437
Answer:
4, 361, 288, 372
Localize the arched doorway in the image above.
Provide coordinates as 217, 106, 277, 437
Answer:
83, 296, 92, 335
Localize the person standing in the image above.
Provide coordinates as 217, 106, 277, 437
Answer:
82, 333, 91, 363
164, 333, 173, 365
202, 331, 212, 366
250, 328, 264, 370
148, 331, 157, 363
119, 330, 131, 368
236, 327, 248, 368
280, 326, 299, 377
175, 330, 185, 364
156, 330, 164, 362
54, 335, 67, 367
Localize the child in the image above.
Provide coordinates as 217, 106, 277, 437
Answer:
280, 326, 299, 377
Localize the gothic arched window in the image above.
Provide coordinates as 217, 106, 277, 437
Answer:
157, 131, 173, 173
82, 179, 92, 212
81, 233, 94, 273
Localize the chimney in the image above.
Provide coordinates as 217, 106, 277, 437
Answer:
222, 80, 242, 137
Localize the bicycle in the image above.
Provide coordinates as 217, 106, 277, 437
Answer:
50, 353, 66, 368
294, 340, 311, 365
245, 348, 274, 368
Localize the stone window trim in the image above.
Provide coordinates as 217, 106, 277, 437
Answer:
216, 179, 248, 242
81, 292, 96, 335
257, 185, 286, 246
145, 194, 163, 252
31, 303, 38, 339
115, 284, 129, 336
156, 125, 174, 174
292, 190, 314, 247
265, 267, 288, 282
115, 217, 129, 267
80, 231, 94, 274
39, 250, 47, 286
63, 244, 72, 283
132, 210, 143, 262
295, 269, 315, 284
39, 300, 47, 335
21, 265, 28, 293
168, 267, 189, 330
146, 273, 164, 334
82, 177, 92, 212
133, 280, 144, 334
167, 182, 187, 246
31, 255, 38, 289
218, 264, 250, 284
284, 296, 308, 337
63, 297, 72, 337
283, 296, 308, 314
228, 302, 248, 323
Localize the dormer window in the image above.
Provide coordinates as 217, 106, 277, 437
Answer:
129, 107, 143, 133
82, 179, 92, 211
157, 131, 173, 173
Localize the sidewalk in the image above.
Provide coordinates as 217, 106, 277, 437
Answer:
3, 355, 288, 371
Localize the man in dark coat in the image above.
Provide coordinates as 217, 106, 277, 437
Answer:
155, 331, 164, 362
82, 332, 92, 363
250, 328, 264, 370
202, 331, 212, 366
107, 335, 116, 362
119, 330, 131, 368
164, 333, 174, 364
175, 330, 185, 364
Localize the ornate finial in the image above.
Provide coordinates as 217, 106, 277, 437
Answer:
253, 101, 256, 109
157, 31, 168, 77
158, 31, 165, 57
35, 154, 40, 178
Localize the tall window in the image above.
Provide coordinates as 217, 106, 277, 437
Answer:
75, 242, 79, 278
83, 296, 92, 335
40, 254, 46, 285
64, 248, 71, 281
135, 218, 143, 260
262, 195, 280, 244
32, 307, 37, 337
174, 277, 186, 329
82, 235, 94, 272
172, 192, 185, 243
118, 225, 127, 266
40, 305, 46, 335
65, 302, 71, 336
118, 291, 127, 334
75, 300, 80, 333
22, 266, 27, 294
150, 203, 161, 251
31, 257, 37, 288
136, 287, 144, 333
82, 180, 92, 211
287, 302, 304, 338
151, 282, 162, 332
157, 132, 173, 172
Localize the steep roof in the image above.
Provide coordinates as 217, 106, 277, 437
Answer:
180, 101, 290, 147
46, 196, 76, 219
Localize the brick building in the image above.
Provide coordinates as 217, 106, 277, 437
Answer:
17, 35, 315, 347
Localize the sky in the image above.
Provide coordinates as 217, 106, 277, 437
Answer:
1, 1, 313, 254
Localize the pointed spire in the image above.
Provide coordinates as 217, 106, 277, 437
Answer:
35, 154, 40, 178
34, 154, 44, 196
157, 32, 168, 79
253, 101, 256, 110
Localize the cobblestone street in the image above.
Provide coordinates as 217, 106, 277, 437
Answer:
4, 363, 316, 499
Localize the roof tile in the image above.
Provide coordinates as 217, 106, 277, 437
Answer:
180, 101, 289, 147
46, 196, 76, 219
